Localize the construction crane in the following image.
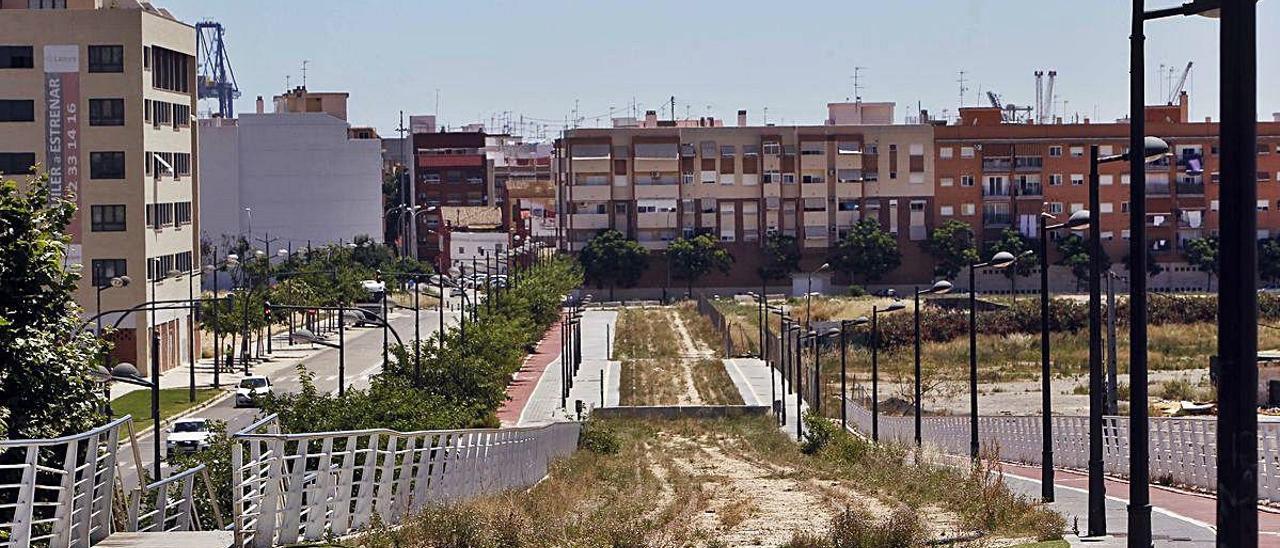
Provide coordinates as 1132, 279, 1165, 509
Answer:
1168, 61, 1193, 105
987, 90, 1033, 123
196, 21, 241, 118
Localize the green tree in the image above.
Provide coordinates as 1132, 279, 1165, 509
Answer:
1259, 238, 1280, 285
666, 234, 734, 297
1183, 236, 1219, 291
986, 228, 1034, 298
577, 229, 649, 300
1054, 233, 1113, 291
758, 231, 801, 283
0, 175, 106, 439
829, 219, 902, 283
924, 220, 979, 280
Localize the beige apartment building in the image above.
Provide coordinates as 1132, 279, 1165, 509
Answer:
557, 106, 938, 286
0, 0, 199, 373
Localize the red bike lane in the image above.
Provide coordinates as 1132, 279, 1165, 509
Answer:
496, 318, 564, 427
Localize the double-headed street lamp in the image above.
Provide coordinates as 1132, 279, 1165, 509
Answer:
805, 263, 830, 328
911, 279, 952, 446
967, 250, 1025, 459
93, 360, 161, 481
95, 275, 131, 415
871, 300, 906, 442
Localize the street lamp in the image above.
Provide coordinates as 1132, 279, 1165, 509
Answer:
871, 300, 906, 442
96, 275, 130, 416
1131, 3, 1238, 543
967, 250, 1025, 460
1085, 136, 1170, 537
1037, 209, 1090, 503
837, 317, 869, 431
806, 263, 830, 328
912, 279, 952, 446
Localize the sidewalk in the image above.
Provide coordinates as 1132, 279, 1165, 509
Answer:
503, 309, 619, 427
724, 357, 808, 440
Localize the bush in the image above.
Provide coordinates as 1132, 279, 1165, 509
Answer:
801, 411, 836, 454
847, 285, 868, 298
829, 505, 926, 548
1156, 378, 1196, 401
579, 420, 621, 455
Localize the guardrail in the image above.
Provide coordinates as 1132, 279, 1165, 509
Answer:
0, 415, 213, 548
842, 393, 1280, 502
230, 415, 581, 547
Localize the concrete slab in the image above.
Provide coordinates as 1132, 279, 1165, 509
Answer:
99, 531, 232, 548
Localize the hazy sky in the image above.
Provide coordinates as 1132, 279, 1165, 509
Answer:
161, 0, 1279, 137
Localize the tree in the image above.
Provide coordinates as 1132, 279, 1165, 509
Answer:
758, 232, 801, 283
924, 220, 979, 280
1183, 236, 1219, 291
829, 219, 902, 283
0, 174, 106, 439
1054, 233, 1112, 291
1259, 238, 1280, 285
1122, 248, 1164, 281
577, 229, 649, 299
986, 228, 1034, 298
666, 234, 733, 297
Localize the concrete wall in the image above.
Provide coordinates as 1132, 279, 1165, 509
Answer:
199, 112, 383, 251
594, 406, 769, 420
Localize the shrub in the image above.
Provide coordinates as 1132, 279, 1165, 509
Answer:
828, 505, 926, 548
847, 285, 868, 298
579, 420, 621, 455
1156, 378, 1196, 401
800, 411, 836, 454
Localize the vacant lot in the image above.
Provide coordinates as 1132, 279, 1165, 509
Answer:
362, 416, 1063, 547
617, 306, 743, 406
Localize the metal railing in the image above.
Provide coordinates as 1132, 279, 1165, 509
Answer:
842, 395, 1280, 502
0, 415, 212, 548
230, 415, 581, 547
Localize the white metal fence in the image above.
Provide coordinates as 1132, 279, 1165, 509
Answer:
230, 415, 581, 547
0, 415, 212, 548
843, 396, 1280, 501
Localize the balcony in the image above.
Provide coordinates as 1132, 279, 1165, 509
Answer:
636, 212, 677, 229
418, 154, 484, 168
983, 213, 1012, 226
981, 157, 1013, 172
569, 213, 609, 229
982, 185, 1011, 198
1014, 156, 1044, 172
1176, 181, 1205, 195
1017, 182, 1043, 197
1145, 181, 1171, 196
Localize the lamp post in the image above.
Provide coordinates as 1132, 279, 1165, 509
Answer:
1038, 209, 1090, 503
837, 318, 868, 430
791, 324, 804, 439
767, 305, 786, 424
95, 361, 161, 481
967, 251, 1023, 460
1085, 136, 1171, 536
810, 327, 841, 415
805, 263, 830, 329
871, 300, 906, 442
913, 279, 952, 446
95, 275, 131, 416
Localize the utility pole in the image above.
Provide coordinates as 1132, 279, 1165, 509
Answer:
397, 111, 411, 258
670, 96, 676, 122
1106, 271, 1119, 415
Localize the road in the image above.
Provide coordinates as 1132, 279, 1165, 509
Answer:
120, 297, 463, 483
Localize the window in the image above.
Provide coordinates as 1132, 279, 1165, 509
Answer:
1260, 144, 1271, 155
1122, 230, 1132, 240
90, 205, 126, 232
940, 177, 954, 187
801, 173, 824, 184
762, 141, 781, 155
1049, 174, 1063, 186
570, 144, 609, 159
1048, 146, 1063, 157
1259, 200, 1271, 212
28, 0, 69, 9
0, 100, 34, 122
634, 142, 677, 158
939, 147, 953, 159
1048, 202, 1064, 215
1070, 146, 1084, 157
960, 175, 975, 187
837, 200, 859, 212
1260, 171, 1271, 182
960, 147, 975, 158
720, 145, 736, 158
699, 141, 717, 157
781, 173, 796, 184
742, 145, 759, 156
87, 45, 123, 73
1211, 172, 1221, 183
1101, 202, 1114, 213
88, 98, 124, 126
174, 201, 192, 225
1070, 203, 1085, 213
803, 198, 826, 212
837, 141, 861, 155
1121, 174, 1132, 185
1070, 174, 1084, 186
0, 46, 34, 69
89, 152, 125, 179
152, 100, 171, 127
172, 103, 190, 128
1122, 201, 1131, 213
151, 46, 191, 93
143, 46, 151, 71
1100, 174, 1114, 186
91, 259, 126, 287
1100, 145, 1114, 156
940, 206, 954, 216
962, 203, 976, 216
800, 142, 825, 155
0, 152, 35, 175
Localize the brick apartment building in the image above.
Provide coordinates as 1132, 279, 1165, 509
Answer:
556, 105, 937, 287
411, 131, 490, 262
556, 98, 1280, 292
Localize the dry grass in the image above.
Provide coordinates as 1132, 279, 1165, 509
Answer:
614, 308, 678, 360
361, 416, 1063, 547
691, 359, 744, 405
619, 357, 686, 405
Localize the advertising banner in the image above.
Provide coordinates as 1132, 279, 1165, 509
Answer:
44, 45, 81, 267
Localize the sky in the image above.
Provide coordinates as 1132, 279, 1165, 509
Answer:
161, 0, 1280, 138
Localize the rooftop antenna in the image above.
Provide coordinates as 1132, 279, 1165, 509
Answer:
763, 106, 769, 124
957, 70, 969, 108
301, 59, 309, 88
852, 66, 867, 103
285, 74, 290, 90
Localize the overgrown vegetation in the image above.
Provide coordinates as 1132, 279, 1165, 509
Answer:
364, 416, 1063, 547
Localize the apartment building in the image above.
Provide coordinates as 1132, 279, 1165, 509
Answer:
411, 131, 490, 263
488, 136, 553, 243
557, 105, 938, 286
937, 95, 1280, 274
199, 88, 383, 255
0, 0, 199, 373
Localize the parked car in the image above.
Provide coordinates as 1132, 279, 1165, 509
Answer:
235, 375, 273, 408
166, 418, 213, 455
